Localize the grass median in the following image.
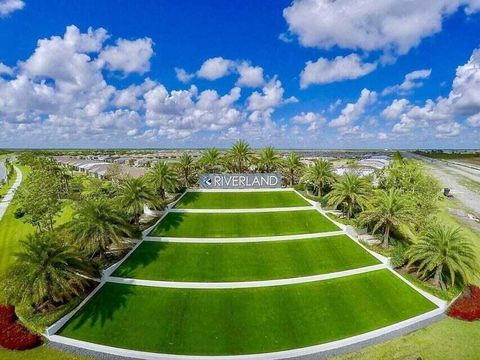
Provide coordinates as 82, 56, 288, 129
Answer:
174, 191, 310, 209
148, 210, 339, 238
113, 235, 380, 282
59, 270, 437, 356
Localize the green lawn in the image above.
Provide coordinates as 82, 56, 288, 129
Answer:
0, 347, 90, 360
58, 270, 437, 356
113, 235, 380, 281
148, 210, 339, 238
0, 165, 74, 289
174, 191, 310, 209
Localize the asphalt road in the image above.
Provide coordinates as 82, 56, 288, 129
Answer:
0, 161, 6, 183
408, 153, 480, 215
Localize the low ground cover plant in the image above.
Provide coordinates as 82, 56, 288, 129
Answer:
448, 285, 480, 321
0, 304, 40, 350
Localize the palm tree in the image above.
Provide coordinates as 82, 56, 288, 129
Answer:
117, 177, 157, 224
358, 188, 414, 248
257, 146, 281, 173
406, 225, 477, 290
282, 152, 304, 186
226, 140, 256, 172
326, 173, 371, 219
147, 161, 180, 200
2, 232, 93, 311
176, 152, 195, 188
199, 148, 222, 173
302, 159, 335, 197
69, 198, 134, 258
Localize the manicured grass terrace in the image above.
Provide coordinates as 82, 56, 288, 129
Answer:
113, 235, 380, 282
59, 270, 437, 355
174, 190, 310, 209
148, 210, 339, 238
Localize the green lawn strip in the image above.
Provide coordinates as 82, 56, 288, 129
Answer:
0, 347, 91, 360
0, 166, 74, 299
334, 318, 480, 360
113, 235, 380, 282
58, 270, 436, 356
175, 191, 310, 209
148, 210, 339, 238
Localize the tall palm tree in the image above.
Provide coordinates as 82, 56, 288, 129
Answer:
326, 173, 371, 219
117, 177, 157, 225
257, 146, 281, 173
358, 188, 414, 248
198, 148, 222, 173
282, 152, 304, 186
69, 198, 134, 258
147, 161, 180, 200
406, 225, 477, 290
2, 232, 92, 311
302, 159, 335, 197
226, 140, 256, 172
176, 152, 195, 188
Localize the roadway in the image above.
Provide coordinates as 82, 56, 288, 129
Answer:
407, 152, 480, 215
0, 161, 6, 183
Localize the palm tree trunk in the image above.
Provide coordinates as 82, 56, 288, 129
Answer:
433, 264, 443, 288
382, 223, 390, 248
319, 181, 323, 197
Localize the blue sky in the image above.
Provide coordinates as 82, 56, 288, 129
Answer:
0, 0, 480, 149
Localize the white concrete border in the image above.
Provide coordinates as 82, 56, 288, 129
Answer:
47, 307, 445, 360
187, 188, 293, 193
106, 264, 387, 289
145, 231, 346, 243
169, 206, 314, 213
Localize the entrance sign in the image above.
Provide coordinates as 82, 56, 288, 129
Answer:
200, 173, 282, 189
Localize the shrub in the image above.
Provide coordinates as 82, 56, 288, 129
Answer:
293, 182, 306, 191
390, 243, 407, 268
13, 208, 25, 219
0, 304, 40, 350
0, 305, 15, 326
448, 285, 480, 321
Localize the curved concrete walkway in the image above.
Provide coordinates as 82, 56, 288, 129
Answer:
106, 264, 387, 289
0, 166, 22, 221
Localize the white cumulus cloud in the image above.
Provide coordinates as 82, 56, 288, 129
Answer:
99, 37, 154, 74
0, 0, 24, 16
300, 54, 377, 88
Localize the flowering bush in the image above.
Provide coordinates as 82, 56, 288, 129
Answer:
0, 305, 16, 325
0, 304, 40, 350
448, 285, 480, 321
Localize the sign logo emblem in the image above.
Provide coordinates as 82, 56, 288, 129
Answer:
203, 177, 212, 187
199, 173, 281, 189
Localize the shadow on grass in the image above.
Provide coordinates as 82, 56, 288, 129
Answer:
114, 242, 165, 276
150, 212, 186, 235
67, 283, 134, 331
174, 192, 200, 208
